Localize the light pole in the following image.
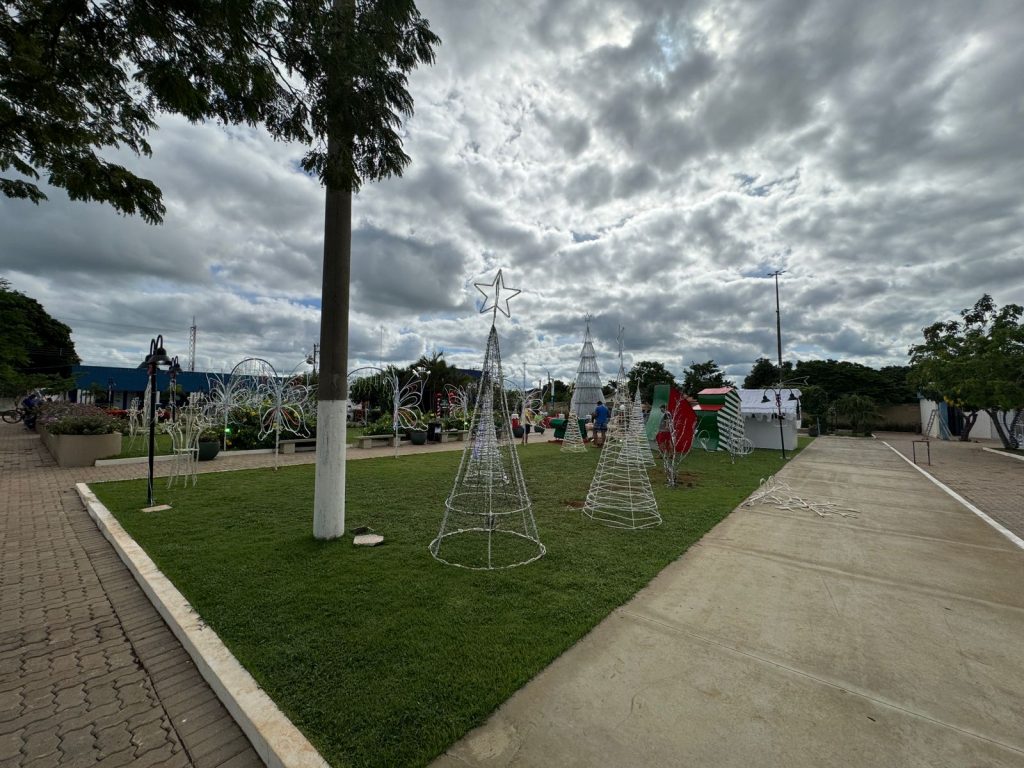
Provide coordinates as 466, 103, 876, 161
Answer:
768, 269, 786, 377
144, 336, 173, 507
761, 381, 801, 460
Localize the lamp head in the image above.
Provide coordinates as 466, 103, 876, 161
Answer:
145, 335, 172, 367
787, 391, 797, 401
760, 393, 770, 403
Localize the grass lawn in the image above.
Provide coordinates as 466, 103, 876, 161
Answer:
113, 425, 368, 459
92, 439, 809, 767
115, 431, 174, 458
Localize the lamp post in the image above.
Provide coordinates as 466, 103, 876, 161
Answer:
769, 269, 786, 376
144, 336, 173, 507
167, 356, 182, 421
761, 381, 801, 460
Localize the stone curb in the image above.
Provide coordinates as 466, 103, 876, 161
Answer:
95, 448, 275, 467
982, 446, 1024, 463
75, 482, 330, 768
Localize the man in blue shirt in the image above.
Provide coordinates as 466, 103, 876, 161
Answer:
593, 400, 610, 446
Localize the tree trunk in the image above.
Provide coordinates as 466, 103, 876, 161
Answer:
986, 407, 1014, 449
313, 178, 351, 539
959, 410, 978, 441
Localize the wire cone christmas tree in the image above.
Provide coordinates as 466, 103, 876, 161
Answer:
430, 271, 545, 569
622, 389, 655, 466
560, 411, 587, 453
569, 314, 604, 421
583, 327, 660, 529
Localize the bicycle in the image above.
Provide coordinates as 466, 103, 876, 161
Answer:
1, 406, 25, 423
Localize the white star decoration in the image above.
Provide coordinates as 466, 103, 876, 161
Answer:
474, 269, 521, 319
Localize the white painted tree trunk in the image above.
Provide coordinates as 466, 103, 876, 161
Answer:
313, 399, 347, 539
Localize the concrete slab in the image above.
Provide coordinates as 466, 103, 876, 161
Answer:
435, 437, 1024, 768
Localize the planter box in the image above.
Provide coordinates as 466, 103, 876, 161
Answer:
41, 430, 123, 467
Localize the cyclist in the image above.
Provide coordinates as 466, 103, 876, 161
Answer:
21, 391, 41, 429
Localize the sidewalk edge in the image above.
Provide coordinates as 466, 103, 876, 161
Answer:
880, 442, 1024, 551
982, 446, 1024, 463
75, 482, 330, 768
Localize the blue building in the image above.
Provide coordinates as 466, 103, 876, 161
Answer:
70, 365, 219, 408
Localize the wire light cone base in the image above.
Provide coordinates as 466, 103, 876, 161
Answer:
583, 369, 660, 530
430, 324, 545, 569
560, 411, 587, 453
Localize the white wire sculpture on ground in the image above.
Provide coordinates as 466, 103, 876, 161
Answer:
165, 405, 212, 489
430, 270, 544, 569
207, 358, 314, 467
349, 366, 429, 456
622, 389, 655, 467
718, 388, 753, 461
560, 411, 587, 453
126, 397, 144, 450
569, 313, 605, 422
254, 364, 313, 468
656, 399, 699, 487
742, 475, 859, 518
583, 329, 660, 529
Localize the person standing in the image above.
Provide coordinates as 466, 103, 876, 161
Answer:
593, 400, 610, 446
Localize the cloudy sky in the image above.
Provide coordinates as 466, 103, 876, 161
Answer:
2, 0, 1023, 387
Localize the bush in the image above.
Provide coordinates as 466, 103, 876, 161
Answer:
442, 414, 468, 430
199, 427, 222, 442
364, 414, 395, 435
38, 402, 124, 435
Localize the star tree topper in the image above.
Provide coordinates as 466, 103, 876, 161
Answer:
474, 269, 521, 321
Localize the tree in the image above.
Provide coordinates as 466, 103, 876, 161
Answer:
408, 351, 471, 413
1, 1, 294, 221
834, 394, 880, 435
799, 385, 828, 434
908, 295, 1024, 447
627, 360, 677, 404
743, 357, 793, 389
2, 2, 440, 537
791, 359, 915, 405
681, 360, 733, 397
0, 278, 79, 397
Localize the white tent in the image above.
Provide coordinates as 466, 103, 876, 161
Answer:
737, 388, 802, 450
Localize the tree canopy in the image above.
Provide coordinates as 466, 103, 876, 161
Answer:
681, 360, 733, 397
908, 294, 1024, 447
0, 277, 78, 396
627, 360, 677, 403
790, 359, 915, 405
743, 357, 793, 389
0, 0, 439, 220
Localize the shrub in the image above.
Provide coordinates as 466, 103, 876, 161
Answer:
199, 427, 222, 442
364, 414, 395, 435
38, 402, 124, 435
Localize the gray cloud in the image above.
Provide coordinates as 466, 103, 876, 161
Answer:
2, 0, 1023, 388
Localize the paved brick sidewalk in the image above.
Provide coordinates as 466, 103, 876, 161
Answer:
1, 419, 511, 767
876, 431, 1024, 542
0, 421, 278, 768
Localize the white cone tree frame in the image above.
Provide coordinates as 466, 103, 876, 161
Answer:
583, 328, 661, 529
569, 314, 605, 422
560, 411, 587, 453
430, 271, 545, 569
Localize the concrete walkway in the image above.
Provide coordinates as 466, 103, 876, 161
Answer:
0, 421, 486, 768
434, 437, 1024, 767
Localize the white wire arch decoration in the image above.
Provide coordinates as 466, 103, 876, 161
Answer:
347, 365, 429, 456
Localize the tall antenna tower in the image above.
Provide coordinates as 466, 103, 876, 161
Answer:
188, 316, 197, 371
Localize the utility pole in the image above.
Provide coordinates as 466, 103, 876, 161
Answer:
188, 316, 197, 371
769, 269, 786, 376
306, 343, 320, 374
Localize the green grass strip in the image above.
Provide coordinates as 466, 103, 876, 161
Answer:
93, 439, 807, 767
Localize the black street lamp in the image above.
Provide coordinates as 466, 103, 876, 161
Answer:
144, 336, 173, 507
761, 382, 801, 460
167, 355, 182, 421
